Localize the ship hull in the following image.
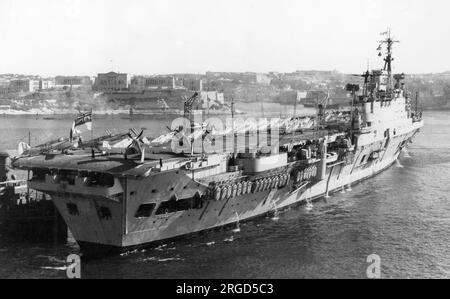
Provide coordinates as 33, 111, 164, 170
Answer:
46, 124, 422, 257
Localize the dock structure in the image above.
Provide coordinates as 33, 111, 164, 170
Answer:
0, 153, 67, 243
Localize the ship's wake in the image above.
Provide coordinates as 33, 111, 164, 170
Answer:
402, 149, 412, 158
223, 236, 234, 242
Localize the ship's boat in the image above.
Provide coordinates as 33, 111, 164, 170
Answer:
262, 179, 269, 191
237, 182, 243, 197
274, 176, 280, 188
246, 181, 252, 194
231, 184, 238, 198
226, 186, 233, 199
266, 178, 272, 189
241, 181, 247, 195
272, 177, 278, 189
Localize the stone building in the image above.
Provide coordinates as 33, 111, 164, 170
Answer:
95, 72, 130, 92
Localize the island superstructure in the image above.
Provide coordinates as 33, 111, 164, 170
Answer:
11, 33, 424, 255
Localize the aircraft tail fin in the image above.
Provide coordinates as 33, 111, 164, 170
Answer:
18, 142, 31, 156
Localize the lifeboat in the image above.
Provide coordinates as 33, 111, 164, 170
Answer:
247, 181, 253, 194
274, 177, 280, 188
326, 152, 339, 164
231, 184, 238, 198
257, 180, 263, 192
256, 180, 262, 192
220, 186, 228, 200
226, 186, 233, 199
269, 178, 275, 189
274, 176, 280, 188
262, 179, 269, 191
251, 181, 258, 193
267, 178, 273, 189
296, 171, 302, 183
237, 182, 243, 197
241, 181, 247, 195
259, 179, 265, 191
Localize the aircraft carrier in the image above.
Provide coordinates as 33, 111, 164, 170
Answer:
10, 33, 424, 256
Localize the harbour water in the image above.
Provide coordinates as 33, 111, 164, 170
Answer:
0, 110, 449, 279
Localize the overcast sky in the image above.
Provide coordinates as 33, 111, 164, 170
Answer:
0, 0, 448, 76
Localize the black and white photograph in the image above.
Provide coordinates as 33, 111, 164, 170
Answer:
0, 0, 449, 282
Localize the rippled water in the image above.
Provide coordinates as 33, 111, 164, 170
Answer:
0, 110, 449, 279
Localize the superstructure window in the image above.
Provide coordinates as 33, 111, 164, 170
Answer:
135, 203, 156, 218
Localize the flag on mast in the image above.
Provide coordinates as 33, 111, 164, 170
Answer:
70, 111, 92, 141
